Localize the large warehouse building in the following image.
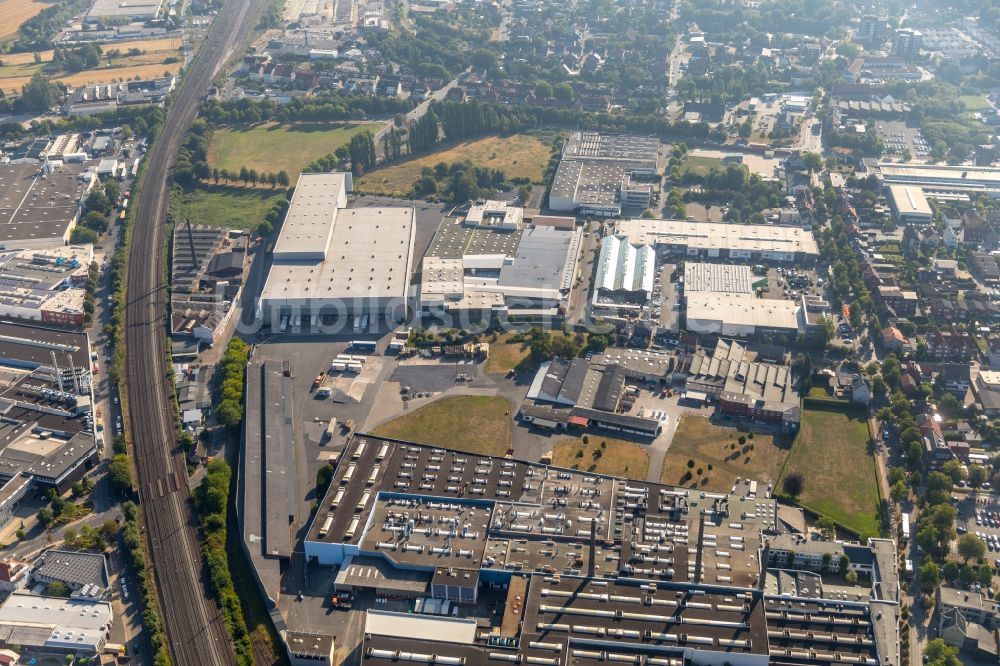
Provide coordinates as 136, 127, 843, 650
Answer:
418, 203, 580, 322
258, 173, 416, 329
886, 185, 933, 224
682, 262, 802, 337
549, 132, 659, 217
0, 163, 95, 250
616, 218, 820, 263
865, 160, 1000, 198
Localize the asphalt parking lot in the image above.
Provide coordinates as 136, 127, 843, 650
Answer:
875, 120, 930, 159
960, 495, 1000, 572
391, 361, 480, 394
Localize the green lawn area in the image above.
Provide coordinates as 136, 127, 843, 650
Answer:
486, 332, 532, 374
372, 396, 512, 456
176, 185, 284, 232
207, 121, 384, 178
552, 436, 649, 480
680, 155, 723, 177
660, 416, 792, 492
959, 95, 991, 112
485, 331, 577, 375
355, 133, 553, 197
778, 405, 881, 537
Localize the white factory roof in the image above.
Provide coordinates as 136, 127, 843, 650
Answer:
684, 262, 755, 293
364, 610, 478, 645
887, 185, 932, 216
594, 234, 655, 293
0, 592, 112, 653
272, 172, 350, 261
262, 206, 414, 303
875, 163, 1000, 185
420, 256, 464, 298
978, 370, 1000, 388
686, 292, 801, 330
616, 219, 819, 256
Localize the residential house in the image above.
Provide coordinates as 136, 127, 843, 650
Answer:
968, 251, 1000, 284
939, 362, 972, 396
939, 607, 999, 661
831, 372, 872, 404
880, 325, 913, 354
926, 328, 977, 362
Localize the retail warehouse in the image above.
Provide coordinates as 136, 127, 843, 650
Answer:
616, 219, 820, 263
257, 173, 416, 329
549, 132, 660, 217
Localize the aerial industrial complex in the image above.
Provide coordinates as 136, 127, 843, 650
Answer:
419, 202, 581, 321
0, 245, 93, 327
0, 163, 96, 250
170, 224, 247, 348
279, 434, 901, 666
0, 322, 98, 497
258, 172, 416, 329
549, 132, 660, 217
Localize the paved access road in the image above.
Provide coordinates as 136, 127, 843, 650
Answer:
122, 0, 262, 664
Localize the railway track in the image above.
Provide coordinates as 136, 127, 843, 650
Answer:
123, 0, 260, 663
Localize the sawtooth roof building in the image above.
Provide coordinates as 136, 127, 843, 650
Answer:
686, 339, 801, 432
258, 173, 416, 329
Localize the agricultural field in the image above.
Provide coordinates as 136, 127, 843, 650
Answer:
660, 416, 791, 492
372, 396, 512, 457
0, 0, 49, 41
206, 122, 383, 178
355, 134, 553, 197
778, 405, 881, 537
552, 436, 649, 480
175, 185, 285, 233
0, 37, 183, 94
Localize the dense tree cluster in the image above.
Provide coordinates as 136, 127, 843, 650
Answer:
195, 459, 254, 665
201, 93, 415, 126
216, 338, 249, 428
411, 161, 508, 203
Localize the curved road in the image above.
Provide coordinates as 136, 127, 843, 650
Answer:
123, 0, 259, 664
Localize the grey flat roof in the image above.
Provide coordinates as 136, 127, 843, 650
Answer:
0, 164, 92, 247
0, 321, 90, 371
34, 549, 108, 589
87, 0, 163, 19
496, 226, 575, 291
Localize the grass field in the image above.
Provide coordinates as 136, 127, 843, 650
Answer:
778, 405, 881, 537
552, 437, 649, 480
355, 134, 552, 197
960, 95, 991, 112
176, 185, 285, 232
0, 0, 49, 41
372, 395, 512, 456
660, 416, 792, 492
485, 331, 579, 375
680, 155, 723, 177
207, 122, 383, 177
